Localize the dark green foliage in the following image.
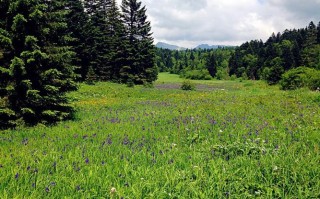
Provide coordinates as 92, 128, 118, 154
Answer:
0, 0, 157, 129
156, 48, 233, 79
317, 22, 320, 44
206, 52, 217, 77
263, 57, 284, 85
65, 0, 90, 80
280, 67, 320, 90
105, 0, 127, 81
83, 0, 111, 80
182, 70, 212, 80
121, 0, 157, 84
181, 80, 195, 91
229, 21, 320, 84
0, 0, 77, 128
85, 66, 97, 85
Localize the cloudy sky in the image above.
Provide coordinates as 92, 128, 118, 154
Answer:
118, 0, 320, 48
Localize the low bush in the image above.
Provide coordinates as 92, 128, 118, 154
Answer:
183, 70, 212, 80
280, 67, 320, 90
181, 80, 196, 91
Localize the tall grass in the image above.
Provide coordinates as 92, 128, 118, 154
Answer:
0, 73, 319, 198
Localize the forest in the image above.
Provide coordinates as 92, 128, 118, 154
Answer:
0, 0, 156, 129
156, 21, 320, 88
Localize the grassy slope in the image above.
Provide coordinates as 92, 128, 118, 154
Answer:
0, 73, 319, 198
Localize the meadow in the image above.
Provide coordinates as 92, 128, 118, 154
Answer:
0, 73, 319, 198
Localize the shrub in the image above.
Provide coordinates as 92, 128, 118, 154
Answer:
216, 68, 230, 80
181, 80, 195, 91
126, 78, 135, 87
183, 70, 212, 80
280, 67, 320, 90
230, 74, 237, 81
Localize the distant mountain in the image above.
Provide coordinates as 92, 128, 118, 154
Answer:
156, 42, 186, 50
195, 44, 233, 49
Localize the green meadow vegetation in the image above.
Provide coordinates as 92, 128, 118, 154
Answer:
1, 73, 319, 198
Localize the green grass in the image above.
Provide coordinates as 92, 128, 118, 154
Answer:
0, 73, 319, 198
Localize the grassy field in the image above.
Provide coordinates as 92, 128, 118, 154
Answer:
0, 73, 319, 198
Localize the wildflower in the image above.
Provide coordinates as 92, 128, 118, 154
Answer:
110, 187, 117, 194
15, 173, 19, 180
85, 158, 89, 164
273, 166, 278, 171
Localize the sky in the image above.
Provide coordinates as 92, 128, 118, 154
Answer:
117, 0, 320, 48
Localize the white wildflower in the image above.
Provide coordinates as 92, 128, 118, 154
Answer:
110, 187, 116, 194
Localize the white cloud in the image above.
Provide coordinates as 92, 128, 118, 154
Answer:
117, 0, 320, 48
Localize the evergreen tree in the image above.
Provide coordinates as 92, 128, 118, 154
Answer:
265, 57, 284, 85
65, 0, 90, 80
0, 0, 77, 128
302, 21, 319, 68
280, 40, 296, 70
121, 0, 157, 84
304, 21, 317, 48
317, 21, 320, 44
105, 0, 126, 81
83, 0, 109, 80
206, 52, 217, 77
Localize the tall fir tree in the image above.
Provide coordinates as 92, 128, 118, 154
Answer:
65, 0, 90, 80
103, 0, 126, 81
121, 0, 157, 84
317, 21, 320, 44
83, 0, 108, 80
302, 21, 320, 68
206, 52, 217, 78
0, 0, 77, 128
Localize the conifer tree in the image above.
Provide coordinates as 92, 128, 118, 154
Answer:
65, 0, 90, 80
83, 0, 108, 80
0, 0, 77, 128
105, 0, 126, 81
121, 0, 157, 84
206, 52, 217, 77
317, 21, 320, 44
302, 21, 320, 68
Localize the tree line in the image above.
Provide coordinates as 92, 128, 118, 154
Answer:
0, 0, 156, 129
156, 21, 320, 87
229, 21, 320, 84
155, 47, 234, 80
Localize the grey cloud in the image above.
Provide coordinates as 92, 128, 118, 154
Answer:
118, 0, 320, 47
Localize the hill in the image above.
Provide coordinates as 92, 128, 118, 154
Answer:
195, 44, 233, 49
156, 42, 186, 50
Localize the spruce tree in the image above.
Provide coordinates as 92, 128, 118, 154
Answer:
121, 0, 157, 84
105, 0, 126, 81
302, 21, 319, 68
206, 53, 217, 77
0, 0, 77, 128
317, 21, 320, 44
83, 0, 108, 80
65, 0, 90, 80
